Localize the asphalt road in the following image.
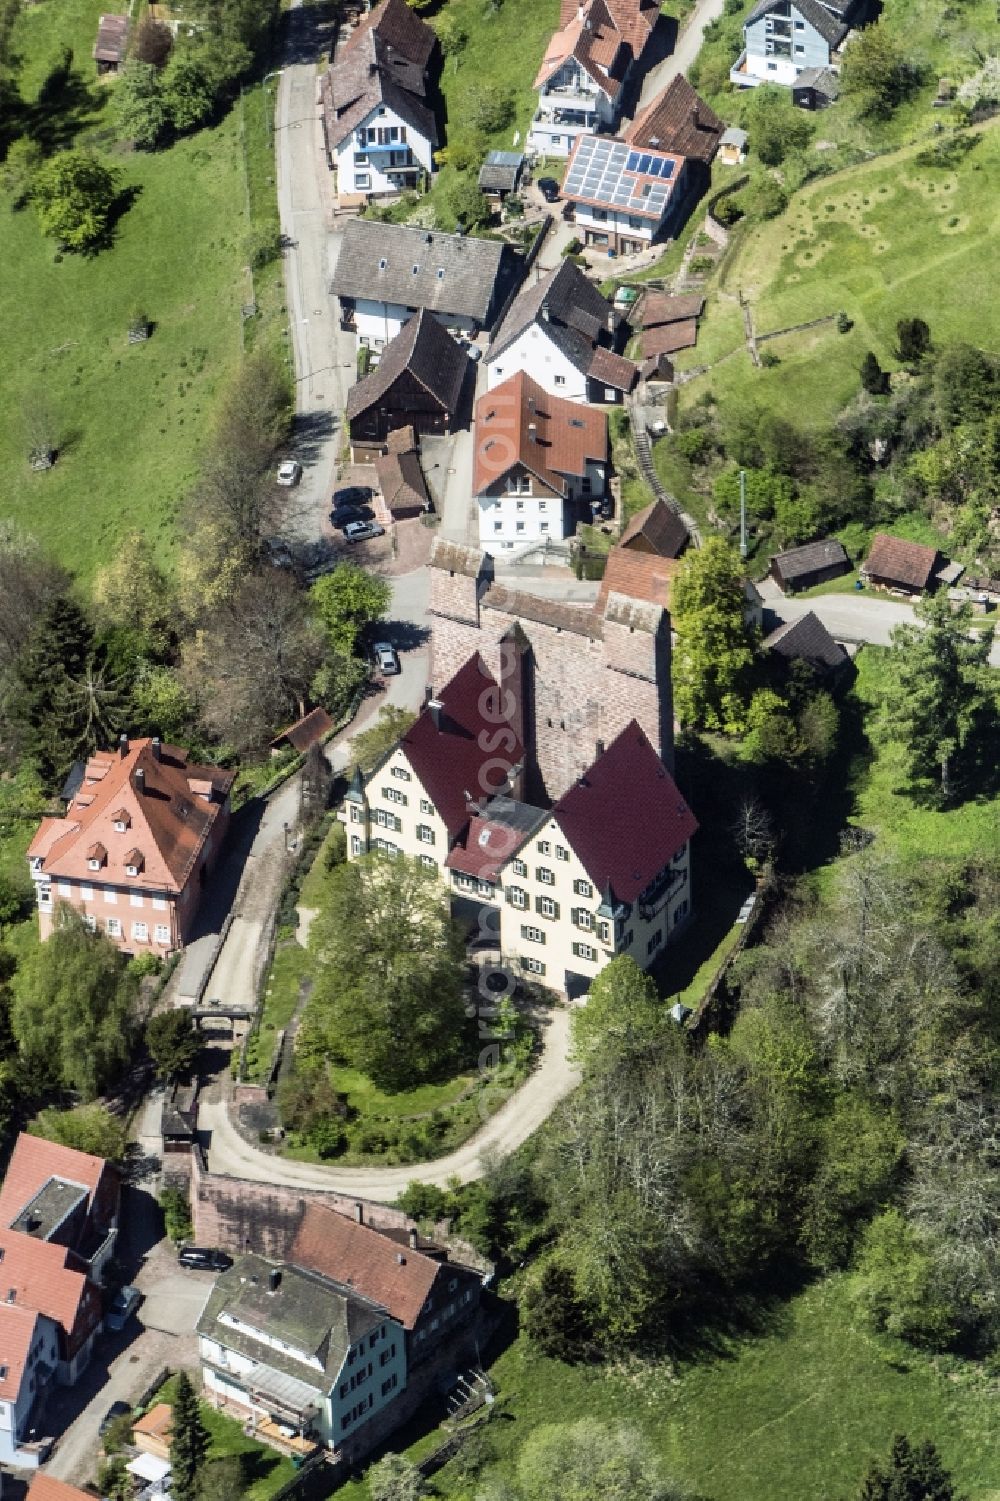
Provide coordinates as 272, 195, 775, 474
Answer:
762, 583, 1000, 666
200, 1006, 579, 1199
636, 0, 729, 112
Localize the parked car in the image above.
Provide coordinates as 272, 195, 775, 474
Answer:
333, 485, 373, 506
373, 641, 400, 676
276, 460, 302, 487
106, 1285, 142, 1331
344, 521, 385, 544
99, 1401, 132, 1437
331, 505, 370, 529
178, 1246, 233, 1273
538, 177, 560, 203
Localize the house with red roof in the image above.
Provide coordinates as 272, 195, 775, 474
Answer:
528, 0, 659, 158
474, 371, 608, 550
345, 654, 696, 996
0, 1303, 61, 1467
26, 735, 235, 956
0, 1133, 120, 1281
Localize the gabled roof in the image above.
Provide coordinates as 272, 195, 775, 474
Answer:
562, 133, 685, 221
445, 797, 548, 879
640, 319, 698, 358
763, 611, 849, 674
341, 0, 436, 69
375, 448, 430, 514
322, 24, 437, 152
0, 1135, 108, 1224
534, 1, 629, 97
619, 498, 689, 557
93, 12, 128, 61
553, 721, 697, 902
861, 532, 939, 590
473, 371, 607, 497
346, 309, 471, 422
636, 291, 704, 329
0, 1228, 97, 1342
0, 1303, 42, 1402
587, 345, 639, 391
290, 1204, 453, 1331
491, 260, 618, 362
332, 219, 520, 326
26, 739, 234, 895
269, 706, 334, 753
478, 151, 524, 193
396, 656, 523, 836
595, 549, 680, 614
746, 0, 849, 46
624, 75, 723, 165
28, 1476, 95, 1501
770, 538, 849, 582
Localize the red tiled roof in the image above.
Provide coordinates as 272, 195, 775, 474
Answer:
618, 498, 689, 557
0, 1135, 108, 1231
26, 739, 234, 896
641, 320, 698, 358
861, 532, 939, 591
444, 812, 538, 880
398, 658, 523, 837
638, 291, 704, 329
553, 721, 697, 901
28, 1478, 96, 1501
0, 1304, 41, 1402
587, 345, 638, 391
596, 549, 680, 614
290, 1205, 439, 1330
473, 372, 607, 497
0, 1229, 98, 1345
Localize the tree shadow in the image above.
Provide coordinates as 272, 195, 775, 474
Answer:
28, 55, 107, 155
87, 182, 142, 254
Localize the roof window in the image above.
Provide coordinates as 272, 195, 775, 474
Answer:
412, 264, 419, 274
436, 268, 445, 279
378, 257, 388, 271
478, 828, 491, 847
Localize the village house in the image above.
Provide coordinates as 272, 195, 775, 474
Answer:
731, 0, 864, 91
594, 498, 689, 614
769, 537, 851, 593
198, 1253, 408, 1464
374, 430, 432, 521
560, 134, 691, 255
26, 736, 234, 956
624, 76, 724, 193
0, 1305, 61, 1467
332, 219, 523, 353
486, 260, 637, 403
527, 0, 660, 158
346, 309, 472, 456
860, 532, 942, 595
473, 371, 608, 550
345, 660, 696, 999
92, 13, 129, 74
762, 611, 850, 678
320, 0, 438, 201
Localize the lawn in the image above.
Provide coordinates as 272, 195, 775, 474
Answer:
677, 119, 1000, 432
339, 1274, 1000, 1500
1, 0, 287, 583
152, 1376, 296, 1501
845, 646, 1000, 863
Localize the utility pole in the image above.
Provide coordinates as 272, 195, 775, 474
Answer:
739, 467, 748, 559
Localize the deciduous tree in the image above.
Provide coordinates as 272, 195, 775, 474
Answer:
28, 1103, 127, 1160
146, 1009, 200, 1081
113, 60, 167, 149
32, 150, 122, 251
366, 1453, 428, 1501
516, 1419, 683, 1501
670, 537, 755, 733
310, 564, 391, 655
841, 21, 922, 118
133, 16, 173, 67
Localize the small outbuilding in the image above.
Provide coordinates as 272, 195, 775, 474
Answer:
718, 126, 748, 165
860, 533, 940, 595
270, 706, 334, 755
93, 13, 129, 73
769, 538, 850, 594
792, 67, 841, 110
133, 1403, 173, 1460
763, 611, 849, 678
375, 445, 431, 519
478, 151, 525, 203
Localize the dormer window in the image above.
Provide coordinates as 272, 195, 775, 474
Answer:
86, 842, 107, 871
112, 808, 131, 832
124, 848, 144, 877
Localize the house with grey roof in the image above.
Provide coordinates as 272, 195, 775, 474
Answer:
485, 259, 637, 404
763, 611, 850, 677
332, 218, 523, 354
769, 538, 850, 593
198, 1253, 407, 1464
321, 0, 438, 199
731, 0, 865, 90
478, 151, 525, 202
346, 309, 472, 454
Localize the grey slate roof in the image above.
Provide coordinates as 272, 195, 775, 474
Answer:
332, 219, 521, 325
346, 308, 471, 421
489, 260, 627, 381
793, 65, 841, 98
197, 1254, 384, 1390
771, 538, 849, 582
763, 611, 848, 674
323, 29, 437, 151
478, 151, 525, 193
746, 0, 850, 45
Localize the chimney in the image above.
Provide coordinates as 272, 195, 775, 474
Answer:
134, 768, 145, 795
151, 737, 161, 762
268, 1268, 282, 1294
396, 1252, 406, 1265
428, 698, 444, 732
119, 732, 129, 758
408, 1227, 419, 1250
353, 1202, 364, 1224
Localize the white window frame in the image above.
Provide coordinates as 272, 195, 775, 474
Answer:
132, 922, 148, 943
106, 918, 122, 938
154, 923, 171, 945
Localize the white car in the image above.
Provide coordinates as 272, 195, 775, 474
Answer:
276, 460, 302, 487
344, 521, 385, 544
373, 642, 400, 676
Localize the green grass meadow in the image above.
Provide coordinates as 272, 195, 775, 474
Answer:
677, 120, 1000, 430
1, 0, 286, 583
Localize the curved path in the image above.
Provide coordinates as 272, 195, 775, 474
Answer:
200, 1007, 579, 1201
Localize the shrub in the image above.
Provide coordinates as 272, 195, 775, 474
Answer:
160, 1186, 193, 1243
689, 255, 715, 275
760, 347, 780, 367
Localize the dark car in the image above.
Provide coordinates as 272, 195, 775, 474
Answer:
333, 485, 373, 507
99, 1401, 132, 1437
331, 505, 370, 529
178, 1246, 233, 1273
538, 177, 561, 203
